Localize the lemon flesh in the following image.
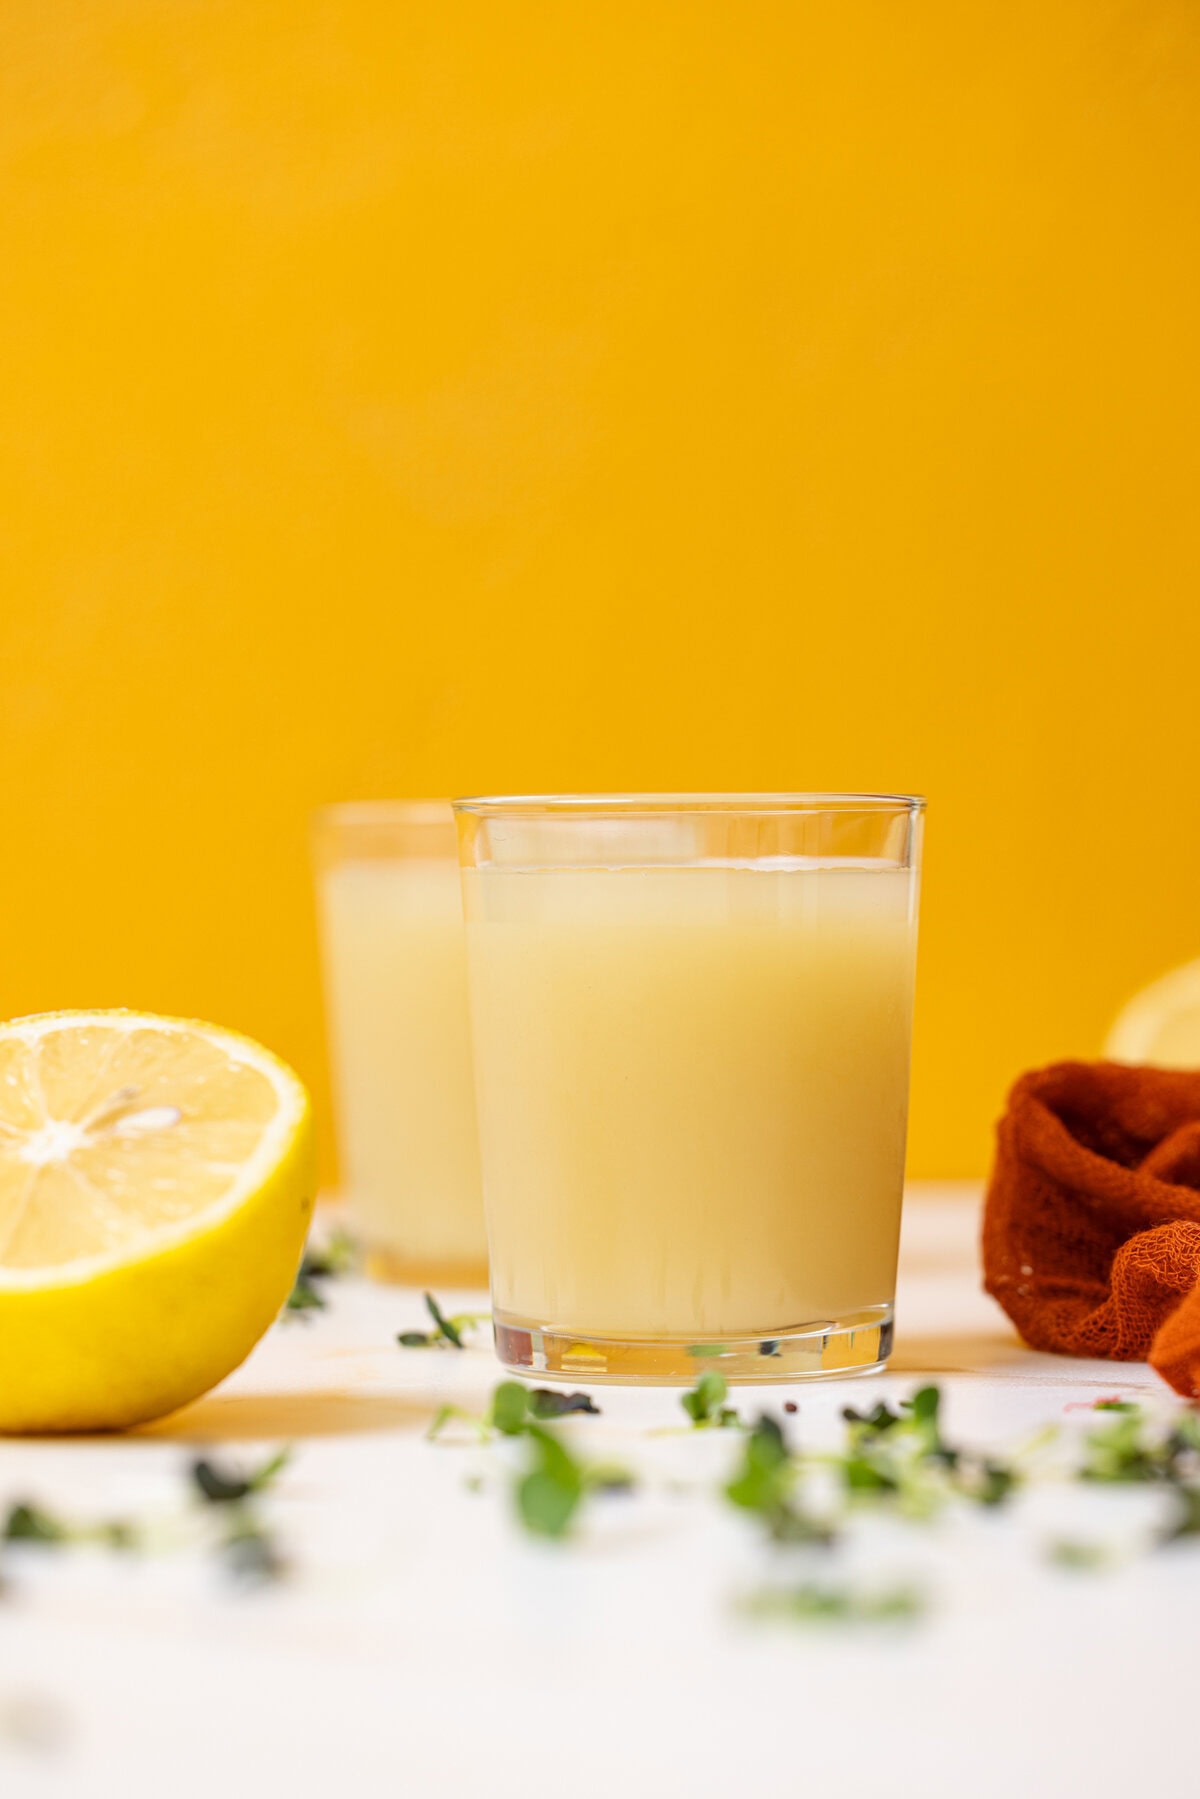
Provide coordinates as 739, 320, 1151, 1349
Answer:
0, 1011, 315, 1433
1105, 959, 1200, 1070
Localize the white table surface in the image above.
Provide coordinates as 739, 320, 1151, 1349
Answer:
0, 1182, 1191, 1798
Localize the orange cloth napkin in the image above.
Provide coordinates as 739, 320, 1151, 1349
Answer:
983, 1061, 1200, 1397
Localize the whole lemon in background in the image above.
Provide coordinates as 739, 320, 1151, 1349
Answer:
1105, 960, 1200, 1071
0, 1011, 315, 1433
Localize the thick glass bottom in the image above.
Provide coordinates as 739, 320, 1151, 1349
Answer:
493, 1305, 894, 1385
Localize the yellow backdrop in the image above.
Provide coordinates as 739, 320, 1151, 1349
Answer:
2, 2, 1199, 1183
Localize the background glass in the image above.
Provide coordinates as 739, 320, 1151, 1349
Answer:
313, 801, 486, 1284
455, 793, 923, 1383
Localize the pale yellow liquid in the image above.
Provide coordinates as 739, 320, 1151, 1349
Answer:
462, 863, 917, 1338
318, 858, 486, 1278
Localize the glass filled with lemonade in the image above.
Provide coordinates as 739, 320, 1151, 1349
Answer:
313, 801, 486, 1284
453, 794, 923, 1382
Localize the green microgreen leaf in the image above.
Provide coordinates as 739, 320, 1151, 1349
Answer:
284, 1278, 327, 1316
842, 1455, 897, 1493
528, 1388, 602, 1420
842, 1399, 903, 1437
681, 1370, 739, 1429
246, 1448, 290, 1494
190, 1448, 289, 1507
283, 1229, 357, 1319
424, 1291, 463, 1348
3, 1502, 68, 1545
490, 1382, 531, 1436
398, 1296, 490, 1350
516, 1424, 586, 1538
725, 1413, 830, 1542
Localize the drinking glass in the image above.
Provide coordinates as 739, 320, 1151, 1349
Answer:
313, 801, 486, 1283
453, 793, 923, 1382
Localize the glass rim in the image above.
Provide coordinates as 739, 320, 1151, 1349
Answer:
452, 791, 925, 817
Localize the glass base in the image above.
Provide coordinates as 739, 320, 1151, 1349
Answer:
364, 1246, 489, 1288
493, 1305, 894, 1385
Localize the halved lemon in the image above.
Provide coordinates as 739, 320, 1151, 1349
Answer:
1105, 959, 1200, 1069
0, 1011, 315, 1433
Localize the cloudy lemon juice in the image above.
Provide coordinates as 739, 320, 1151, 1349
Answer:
315, 804, 486, 1283
456, 796, 922, 1383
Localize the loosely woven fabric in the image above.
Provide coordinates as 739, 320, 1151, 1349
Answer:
982, 1061, 1200, 1398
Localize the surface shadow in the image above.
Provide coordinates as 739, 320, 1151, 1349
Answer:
134, 1389, 433, 1441
888, 1328, 1031, 1376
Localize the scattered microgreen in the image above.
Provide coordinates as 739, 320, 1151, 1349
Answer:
3, 1503, 67, 1546
425, 1292, 463, 1347
426, 1404, 486, 1443
1079, 1406, 1200, 1487
284, 1279, 326, 1316
681, 1370, 740, 1430
529, 1387, 602, 1420
219, 1514, 288, 1586
429, 1381, 626, 1538
0, 1454, 292, 1594
738, 1581, 926, 1626
516, 1425, 587, 1538
429, 1382, 603, 1446
589, 1467, 637, 1496
726, 1415, 834, 1544
956, 1458, 1018, 1507
512, 1425, 635, 1539
283, 1229, 356, 1319
189, 1448, 290, 1506
186, 1448, 291, 1586
490, 1381, 531, 1436
398, 1292, 490, 1350
1164, 1484, 1200, 1542
2, 1501, 136, 1553
837, 1386, 1018, 1517
1046, 1539, 1114, 1571
487, 1381, 601, 1433
1073, 1404, 1200, 1548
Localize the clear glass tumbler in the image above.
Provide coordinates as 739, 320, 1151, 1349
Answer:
453, 793, 923, 1382
313, 801, 487, 1284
